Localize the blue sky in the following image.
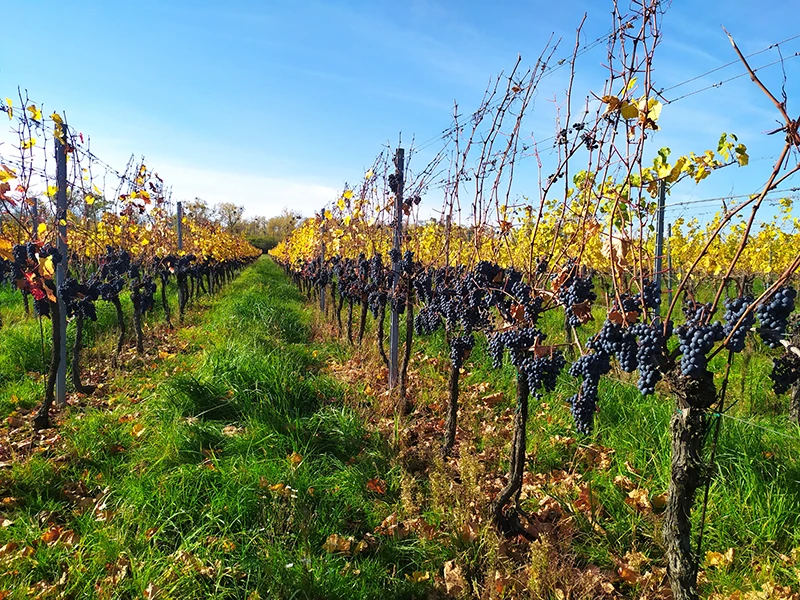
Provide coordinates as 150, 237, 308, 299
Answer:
1, 1, 798, 223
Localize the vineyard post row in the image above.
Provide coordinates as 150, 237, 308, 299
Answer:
1, 95, 263, 429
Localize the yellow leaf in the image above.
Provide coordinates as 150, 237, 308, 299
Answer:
324, 210, 332, 220
21, 138, 36, 150
620, 102, 639, 120
405, 571, 430, 583
705, 548, 735, 568
85, 195, 95, 205
735, 143, 749, 166
39, 255, 55, 279
337, 197, 346, 210
0, 239, 12, 261
45, 184, 58, 198
365, 169, 374, 180
27, 104, 42, 121
601, 95, 622, 110
0, 165, 15, 182
4, 98, 11, 120
287, 452, 303, 467
343, 189, 353, 199
37, 223, 47, 236
131, 423, 146, 438
51, 112, 63, 126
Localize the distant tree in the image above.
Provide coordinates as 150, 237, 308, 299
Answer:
264, 208, 301, 239
243, 208, 301, 252
216, 202, 245, 234
183, 198, 216, 225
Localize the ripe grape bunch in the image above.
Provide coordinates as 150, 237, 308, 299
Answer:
676, 321, 725, 378
521, 351, 566, 397
567, 351, 611, 434
756, 286, 797, 348
770, 351, 800, 395
449, 334, 475, 370
488, 327, 546, 369
723, 295, 755, 353
556, 265, 596, 327
629, 321, 669, 395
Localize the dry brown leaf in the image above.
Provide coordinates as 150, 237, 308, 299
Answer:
613, 475, 636, 492
41, 525, 63, 544
366, 478, 387, 495
481, 392, 504, 407
705, 547, 735, 568
617, 565, 640, 585
0, 542, 18, 556
6, 416, 24, 428
625, 488, 652, 513
443, 560, 466, 595
651, 492, 668, 511
322, 533, 352, 555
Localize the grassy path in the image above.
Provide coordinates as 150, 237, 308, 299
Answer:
0, 258, 441, 599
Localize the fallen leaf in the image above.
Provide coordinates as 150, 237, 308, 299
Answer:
287, 452, 303, 467
613, 475, 636, 492
322, 533, 352, 556
41, 526, 63, 544
625, 488, 652, 513
366, 478, 386, 495
617, 565, 640, 585
705, 547, 734, 569
443, 560, 466, 595
651, 492, 668, 511
481, 392, 505, 407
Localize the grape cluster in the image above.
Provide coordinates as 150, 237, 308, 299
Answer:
521, 351, 566, 397
567, 352, 611, 434
399, 250, 416, 275
640, 279, 662, 312
683, 300, 713, 325
414, 305, 442, 335
556, 267, 596, 328
723, 295, 755, 352
756, 286, 797, 348
388, 173, 400, 195
59, 278, 100, 321
488, 327, 546, 369
770, 351, 800, 395
10, 242, 63, 317
449, 334, 475, 370
676, 321, 725, 378
629, 321, 668, 395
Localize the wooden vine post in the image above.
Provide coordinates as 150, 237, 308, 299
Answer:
55, 120, 68, 408
388, 147, 404, 389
